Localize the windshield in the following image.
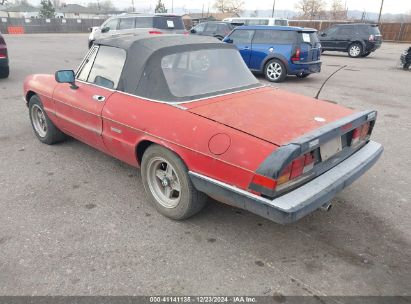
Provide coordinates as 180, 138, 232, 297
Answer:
161, 48, 260, 100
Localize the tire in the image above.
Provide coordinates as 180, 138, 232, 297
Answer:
141, 144, 207, 220
348, 43, 363, 58
0, 66, 9, 78
28, 95, 66, 145
361, 51, 371, 57
403, 63, 410, 70
296, 73, 310, 79
264, 59, 287, 83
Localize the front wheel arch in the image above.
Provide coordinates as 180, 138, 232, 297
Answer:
25, 90, 37, 106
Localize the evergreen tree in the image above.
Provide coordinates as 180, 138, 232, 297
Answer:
39, 0, 55, 19
155, 0, 167, 13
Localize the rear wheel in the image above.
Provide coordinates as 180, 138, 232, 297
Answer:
264, 59, 287, 83
361, 51, 371, 57
141, 144, 207, 220
0, 66, 9, 78
403, 63, 411, 70
29, 95, 66, 144
348, 43, 363, 58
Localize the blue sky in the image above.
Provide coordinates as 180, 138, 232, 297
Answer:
29, 0, 410, 14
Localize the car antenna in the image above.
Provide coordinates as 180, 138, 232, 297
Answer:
315, 65, 347, 99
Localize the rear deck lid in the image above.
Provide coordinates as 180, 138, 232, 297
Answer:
186, 87, 354, 146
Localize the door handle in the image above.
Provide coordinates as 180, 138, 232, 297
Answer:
92, 95, 105, 102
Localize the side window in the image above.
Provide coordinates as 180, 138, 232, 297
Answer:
325, 26, 338, 36
205, 23, 218, 34
87, 46, 126, 90
229, 30, 255, 44
118, 18, 135, 30
253, 30, 296, 44
194, 23, 206, 33
336, 26, 352, 35
103, 18, 118, 31
135, 17, 153, 28
77, 46, 99, 82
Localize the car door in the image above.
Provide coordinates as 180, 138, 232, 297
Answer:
227, 29, 255, 66
100, 18, 119, 39
320, 26, 338, 49
117, 17, 137, 35
53, 45, 126, 153
335, 26, 353, 50
191, 22, 206, 36
204, 23, 219, 37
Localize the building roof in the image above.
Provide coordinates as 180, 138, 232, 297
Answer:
57, 4, 124, 15
183, 12, 240, 20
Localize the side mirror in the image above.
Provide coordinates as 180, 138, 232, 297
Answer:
224, 38, 233, 44
190, 28, 196, 34
101, 26, 110, 33
55, 70, 78, 89
320, 32, 327, 37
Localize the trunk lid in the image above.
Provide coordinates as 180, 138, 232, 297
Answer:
186, 87, 354, 146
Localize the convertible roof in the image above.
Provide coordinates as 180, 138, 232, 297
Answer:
94, 34, 238, 101
95, 33, 223, 51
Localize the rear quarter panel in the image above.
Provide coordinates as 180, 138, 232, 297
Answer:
102, 92, 278, 190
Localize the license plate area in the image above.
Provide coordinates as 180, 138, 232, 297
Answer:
320, 137, 342, 161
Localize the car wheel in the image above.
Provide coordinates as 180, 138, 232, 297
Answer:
0, 66, 9, 78
403, 63, 411, 70
141, 144, 207, 220
361, 51, 371, 57
296, 73, 310, 79
348, 43, 363, 58
264, 59, 287, 83
29, 95, 66, 145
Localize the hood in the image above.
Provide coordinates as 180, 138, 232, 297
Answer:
186, 87, 354, 146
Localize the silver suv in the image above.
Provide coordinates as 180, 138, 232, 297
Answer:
89, 14, 187, 48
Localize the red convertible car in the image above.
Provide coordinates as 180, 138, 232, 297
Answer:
23, 34, 383, 224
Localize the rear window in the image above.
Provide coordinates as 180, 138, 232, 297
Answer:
299, 31, 319, 45
153, 16, 185, 29
253, 30, 297, 44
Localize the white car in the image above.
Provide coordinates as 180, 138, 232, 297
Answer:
88, 13, 187, 48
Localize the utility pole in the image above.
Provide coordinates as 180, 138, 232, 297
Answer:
131, 0, 135, 12
172, 0, 174, 13
378, 0, 384, 23
271, 0, 276, 17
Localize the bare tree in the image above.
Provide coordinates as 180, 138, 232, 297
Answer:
214, 0, 244, 15
329, 0, 346, 20
295, 0, 326, 20
0, 0, 8, 6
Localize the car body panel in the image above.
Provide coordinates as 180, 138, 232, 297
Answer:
186, 87, 353, 146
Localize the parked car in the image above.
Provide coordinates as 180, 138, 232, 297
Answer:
190, 21, 235, 40
223, 25, 322, 82
400, 46, 411, 70
23, 34, 382, 224
88, 13, 186, 48
223, 17, 289, 26
0, 32, 9, 78
319, 23, 382, 58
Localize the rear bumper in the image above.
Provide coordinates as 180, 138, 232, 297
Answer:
189, 141, 383, 224
0, 57, 8, 67
365, 41, 382, 52
289, 61, 322, 75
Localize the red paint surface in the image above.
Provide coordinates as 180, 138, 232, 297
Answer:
23, 77, 355, 191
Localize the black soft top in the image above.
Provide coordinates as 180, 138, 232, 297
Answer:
94, 34, 240, 101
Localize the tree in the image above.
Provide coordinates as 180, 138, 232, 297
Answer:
329, 0, 346, 20
39, 0, 55, 18
250, 9, 259, 17
155, 0, 167, 13
295, 0, 325, 20
0, 0, 8, 6
214, 0, 244, 15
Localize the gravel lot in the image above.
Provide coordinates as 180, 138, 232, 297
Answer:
0, 34, 410, 297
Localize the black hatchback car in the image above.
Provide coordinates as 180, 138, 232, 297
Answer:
0, 32, 9, 78
190, 21, 235, 40
319, 23, 382, 58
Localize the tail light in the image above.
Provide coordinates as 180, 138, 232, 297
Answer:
184, 31, 189, 35
278, 152, 315, 186
291, 48, 301, 62
149, 30, 163, 35
351, 122, 371, 147
369, 34, 375, 41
